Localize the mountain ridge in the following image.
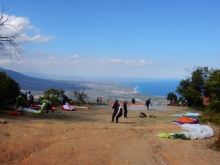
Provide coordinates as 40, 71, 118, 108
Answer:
0, 67, 85, 91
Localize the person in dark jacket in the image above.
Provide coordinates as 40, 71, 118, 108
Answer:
61, 95, 68, 105
123, 100, 128, 118
30, 94, 34, 106
111, 99, 122, 123
97, 97, 99, 105
146, 98, 152, 110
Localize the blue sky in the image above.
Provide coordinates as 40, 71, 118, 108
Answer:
0, 0, 220, 79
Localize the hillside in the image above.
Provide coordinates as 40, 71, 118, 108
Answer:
0, 106, 219, 165
0, 67, 87, 91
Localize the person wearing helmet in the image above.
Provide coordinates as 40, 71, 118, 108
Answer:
111, 99, 122, 123
146, 98, 152, 110
16, 94, 25, 111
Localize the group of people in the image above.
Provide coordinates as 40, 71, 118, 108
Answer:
96, 97, 103, 105
111, 98, 152, 123
16, 91, 34, 110
15, 91, 53, 114
131, 97, 152, 110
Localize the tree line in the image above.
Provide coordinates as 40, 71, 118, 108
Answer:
167, 66, 220, 114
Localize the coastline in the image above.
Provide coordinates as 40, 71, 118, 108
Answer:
120, 80, 179, 97
29, 82, 169, 106
83, 82, 169, 106
134, 86, 138, 93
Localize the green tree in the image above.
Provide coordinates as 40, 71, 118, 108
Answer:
176, 67, 206, 106
167, 92, 177, 104
39, 88, 65, 105
204, 69, 220, 112
72, 89, 88, 103
0, 71, 20, 109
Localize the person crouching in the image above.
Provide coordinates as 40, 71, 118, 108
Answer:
111, 99, 122, 123
41, 100, 54, 114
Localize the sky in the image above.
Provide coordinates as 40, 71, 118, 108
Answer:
0, 0, 220, 79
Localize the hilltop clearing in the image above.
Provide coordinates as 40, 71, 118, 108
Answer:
0, 105, 219, 165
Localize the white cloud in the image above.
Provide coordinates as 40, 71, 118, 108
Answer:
66, 55, 80, 59
1, 14, 54, 43
48, 56, 57, 60
0, 59, 11, 64
109, 58, 154, 66
36, 51, 56, 57
0, 56, 185, 78
110, 58, 122, 63
1, 50, 162, 78
15, 34, 54, 43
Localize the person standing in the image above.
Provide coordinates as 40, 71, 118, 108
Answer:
123, 100, 128, 118
146, 98, 152, 110
99, 97, 102, 105
26, 91, 32, 108
30, 94, 34, 106
97, 97, 99, 105
172, 98, 175, 106
16, 94, 25, 111
106, 97, 110, 105
111, 99, 122, 123
62, 95, 68, 105
61, 95, 65, 105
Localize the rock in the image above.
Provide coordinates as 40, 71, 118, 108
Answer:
0, 120, 7, 124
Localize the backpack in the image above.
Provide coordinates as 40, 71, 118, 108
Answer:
146, 100, 150, 105
31, 95, 34, 101
140, 112, 147, 117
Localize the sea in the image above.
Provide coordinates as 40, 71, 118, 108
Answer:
120, 79, 181, 97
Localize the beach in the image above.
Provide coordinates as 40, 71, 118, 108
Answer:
1, 105, 219, 165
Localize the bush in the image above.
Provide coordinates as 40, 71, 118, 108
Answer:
208, 133, 220, 151
199, 110, 220, 125
0, 71, 20, 109
38, 88, 65, 107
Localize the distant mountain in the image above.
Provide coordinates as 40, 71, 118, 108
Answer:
22, 72, 82, 80
21, 71, 157, 83
0, 67, 86, 91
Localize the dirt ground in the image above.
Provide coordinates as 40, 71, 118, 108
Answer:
1, 105, 220, 165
